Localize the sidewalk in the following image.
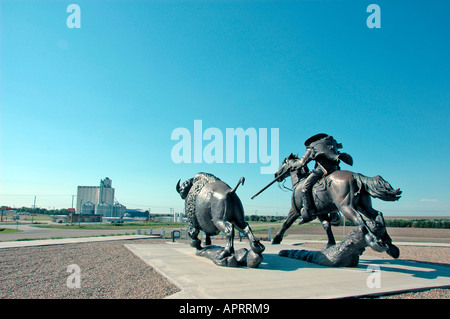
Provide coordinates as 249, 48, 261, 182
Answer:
125, 240, 450, 299
0, 234, 157, 249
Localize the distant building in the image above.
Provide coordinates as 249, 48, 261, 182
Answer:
76, 177, 125, 218
113, 203, 126, 218
81, 201, 95, 214
76, 187, 100, 213
99, 177, 115, 206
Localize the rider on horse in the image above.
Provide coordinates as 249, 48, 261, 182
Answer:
292, 133, 354, 221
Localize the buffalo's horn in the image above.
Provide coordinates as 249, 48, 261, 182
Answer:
176, 179, 181, 193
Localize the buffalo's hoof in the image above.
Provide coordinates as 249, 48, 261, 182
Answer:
190, 239, 203, 250
250, 241, 265, 254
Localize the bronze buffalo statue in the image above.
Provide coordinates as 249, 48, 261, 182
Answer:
176, 172, 265, 264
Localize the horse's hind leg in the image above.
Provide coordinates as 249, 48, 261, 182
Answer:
272, 206, 300, 244
318, 215, 336, 249
339, 204, 389, 253
358, 195, 400, 258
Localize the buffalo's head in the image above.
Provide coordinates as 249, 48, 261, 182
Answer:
176, 178, 193, 199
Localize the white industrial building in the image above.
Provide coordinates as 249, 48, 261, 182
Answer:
76, 187, 100, 212
76, 177, 125, 218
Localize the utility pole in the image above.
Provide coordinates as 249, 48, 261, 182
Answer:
70, 195, 76, 225
32, 195, 36, 223
79, 200, 83, 228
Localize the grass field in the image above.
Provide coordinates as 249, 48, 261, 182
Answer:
0, 228, 22, 233
32, 221, 187, 230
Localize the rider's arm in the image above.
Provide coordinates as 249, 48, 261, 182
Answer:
292, 148, 313, 170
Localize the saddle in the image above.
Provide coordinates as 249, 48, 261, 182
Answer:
295, 174, 331, 212
313, 177, 330, 192
312, 177, 333, 209
296, 173, 331, 212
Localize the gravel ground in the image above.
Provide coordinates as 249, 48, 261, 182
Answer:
0, 237, 448, 299
0, 238, 180, 299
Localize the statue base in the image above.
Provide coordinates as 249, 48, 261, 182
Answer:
196, 245, 263, 268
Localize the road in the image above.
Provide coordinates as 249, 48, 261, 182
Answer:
0, 220, 277, 242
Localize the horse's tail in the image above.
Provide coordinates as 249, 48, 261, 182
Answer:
229, 177, 245, 194
353, 173, 402, 201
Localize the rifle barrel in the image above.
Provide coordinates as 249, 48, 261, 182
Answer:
251, 178, 278, 199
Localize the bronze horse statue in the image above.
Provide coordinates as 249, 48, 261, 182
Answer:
260, 154, 402, 258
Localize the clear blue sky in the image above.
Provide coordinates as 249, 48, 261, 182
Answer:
1, 0, 449, 216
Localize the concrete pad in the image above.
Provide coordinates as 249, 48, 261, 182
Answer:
125, 241, 450, 299
0, 235, 156, 249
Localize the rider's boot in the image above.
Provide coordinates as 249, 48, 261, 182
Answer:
300, 190, 317, 222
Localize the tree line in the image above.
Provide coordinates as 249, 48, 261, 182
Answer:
340, 218, 450, 229
244, 215, 286, 223
7, 207, 71, 215
245, 214, 450, 229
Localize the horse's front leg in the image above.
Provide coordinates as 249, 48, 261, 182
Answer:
318, 215, 336, 249
272, 206, 300, 244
